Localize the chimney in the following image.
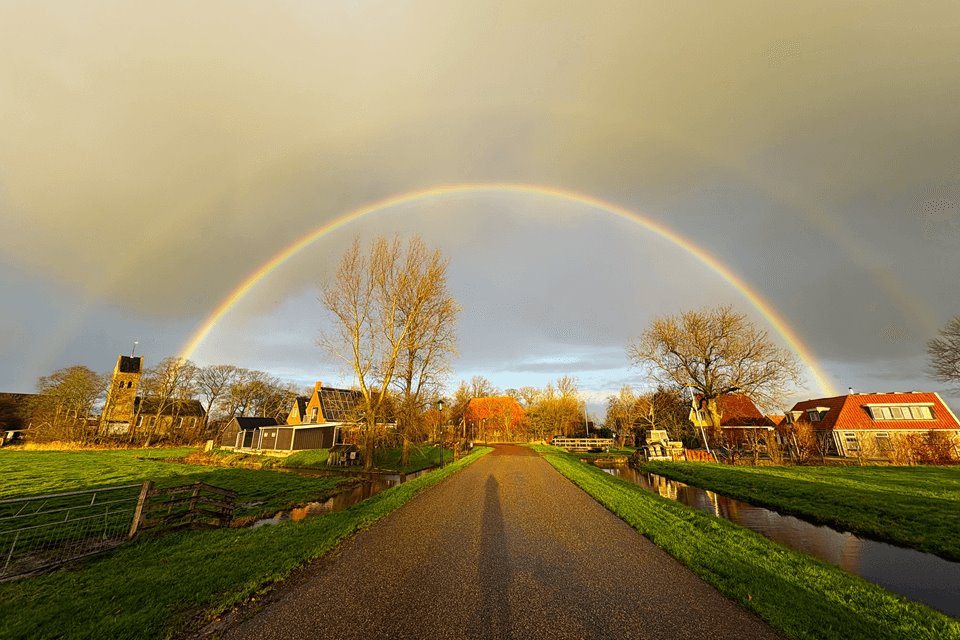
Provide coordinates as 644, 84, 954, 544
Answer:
314, 381, 323, 394
848, 387, 854, 395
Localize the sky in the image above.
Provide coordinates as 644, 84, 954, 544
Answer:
2, 1, 960, 415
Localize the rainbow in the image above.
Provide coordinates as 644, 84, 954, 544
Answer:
179, 183, 837, 396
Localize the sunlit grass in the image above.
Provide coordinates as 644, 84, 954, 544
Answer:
641, 461, 960, 561
0, 448, 349, 519
0, 447, 492, 639
536, 447, 960, 640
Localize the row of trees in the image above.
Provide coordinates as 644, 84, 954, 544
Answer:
20, 359, 300, 445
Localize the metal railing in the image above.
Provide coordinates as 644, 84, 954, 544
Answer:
0, 483, 143, 580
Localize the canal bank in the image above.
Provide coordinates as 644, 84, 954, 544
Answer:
595, 462, 960, 619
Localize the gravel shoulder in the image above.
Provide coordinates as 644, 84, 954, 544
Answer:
219, 444, 781, 640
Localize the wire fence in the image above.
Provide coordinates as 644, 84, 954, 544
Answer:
0, 483, 143, 580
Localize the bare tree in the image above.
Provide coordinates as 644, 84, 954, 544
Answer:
137, 357, 197, 446
928, 316, 960, 391
628, 305, 802, 440
391, 237, 459, 465
194, 364, 241, 423
320, 236, 458, 471
605, 386, 642, 447
31, 366, 106, 443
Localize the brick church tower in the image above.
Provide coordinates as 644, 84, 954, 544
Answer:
100, 354, 143, 434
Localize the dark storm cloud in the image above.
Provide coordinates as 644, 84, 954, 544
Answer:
2, 1, 959, 399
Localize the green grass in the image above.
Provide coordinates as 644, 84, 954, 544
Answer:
201, 444, 453, 473
535, 447, 960, 640
0, 447, 491, 640
0, 448, 350, 519
640, 461, 960, 562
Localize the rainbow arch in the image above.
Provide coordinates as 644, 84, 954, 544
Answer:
179, 183, 836, 396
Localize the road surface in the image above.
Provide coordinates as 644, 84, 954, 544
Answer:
220, 444, 780, 639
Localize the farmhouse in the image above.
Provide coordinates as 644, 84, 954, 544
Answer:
689, 393, 777, 446
787, 391, 960, 460
0, 392, 33, 445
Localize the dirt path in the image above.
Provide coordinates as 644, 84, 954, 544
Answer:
220, 444, 780, 639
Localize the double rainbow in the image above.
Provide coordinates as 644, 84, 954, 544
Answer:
179, 183, 836, 396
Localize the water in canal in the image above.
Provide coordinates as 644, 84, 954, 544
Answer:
252, 469, 429, 527
599, 464, 960, 619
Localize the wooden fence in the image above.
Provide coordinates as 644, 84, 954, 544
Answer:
129, 481, 237, 537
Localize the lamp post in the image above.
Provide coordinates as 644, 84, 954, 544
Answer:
436, 399, 445, 469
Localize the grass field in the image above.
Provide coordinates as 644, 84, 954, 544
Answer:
0, 447, 491, 639
641, 461, 960, 561
536, 447, 960, 640
0, 448, 350, 519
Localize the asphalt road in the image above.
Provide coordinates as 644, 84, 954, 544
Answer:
220, 444, 781, 640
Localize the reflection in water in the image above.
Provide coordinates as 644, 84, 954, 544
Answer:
601, 465, 960, 619
252, 470, 428, 528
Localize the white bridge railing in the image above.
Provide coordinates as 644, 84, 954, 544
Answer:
550, 437, 615, 451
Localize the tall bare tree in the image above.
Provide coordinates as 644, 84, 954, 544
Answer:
628, 305, 801, 439
321, 236, 458, 471
194, 364, 241, 422
138, 357, 197, 446
391, 237, 459, 465
928, 316, 960, 391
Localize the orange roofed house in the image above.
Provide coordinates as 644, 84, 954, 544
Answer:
689, 393, 777, 449
787, 392, 960, 460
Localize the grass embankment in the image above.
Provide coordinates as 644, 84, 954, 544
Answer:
189, 443, 452, 474
641, 461, 960, 562
0, 447, 492, 639
0, 448, 350, 520
536, 447, 960, 640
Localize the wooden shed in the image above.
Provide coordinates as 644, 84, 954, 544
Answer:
327, 443, 361, 466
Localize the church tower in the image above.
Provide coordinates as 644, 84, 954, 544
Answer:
100, 354, 143, 435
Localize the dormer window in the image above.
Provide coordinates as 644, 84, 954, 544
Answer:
807, 410, 821, 422
866, 404, 934, 420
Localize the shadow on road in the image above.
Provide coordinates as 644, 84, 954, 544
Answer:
467, 474, 512, 638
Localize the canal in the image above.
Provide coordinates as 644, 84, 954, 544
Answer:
598, 464, 960, 619
252, 469, 430, 527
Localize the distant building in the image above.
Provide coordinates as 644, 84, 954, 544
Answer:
100, 355, 143, 435
0, 392, 34, 445
689, 393, 777, 446
224, 381, 364, 453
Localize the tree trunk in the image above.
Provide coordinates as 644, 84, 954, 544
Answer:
401, 435, 410, 467
363, 417, 376, 471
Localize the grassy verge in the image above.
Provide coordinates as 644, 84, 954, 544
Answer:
641, 461, 960, 562
0, 447, 491, 640
536, 447, 960, 640
0, 448, 350, 520
185, 444, 451, 474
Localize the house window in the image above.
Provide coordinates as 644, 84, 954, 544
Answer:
310, 407, 319, 424
843, 432, 859, 452
807, 410, 821, 422
868, 405, 934, 420
875, 432, 893, 452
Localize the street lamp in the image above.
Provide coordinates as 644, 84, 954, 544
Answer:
435, 399, 445, 469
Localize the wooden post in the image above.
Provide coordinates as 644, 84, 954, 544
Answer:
128, 480, 153, 539
188, 482, 201, 526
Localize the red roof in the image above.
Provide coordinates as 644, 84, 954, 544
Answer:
789, 392, 960, 431
697, 394, 774, 427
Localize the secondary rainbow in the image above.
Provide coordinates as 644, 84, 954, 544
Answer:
179, 183, 836, 396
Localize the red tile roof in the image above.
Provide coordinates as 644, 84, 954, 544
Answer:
697, 394, 774, 427
789, 392, 960, 431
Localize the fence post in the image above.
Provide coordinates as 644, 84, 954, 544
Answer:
188, 482, 202, 526
128, 480, 153, 539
